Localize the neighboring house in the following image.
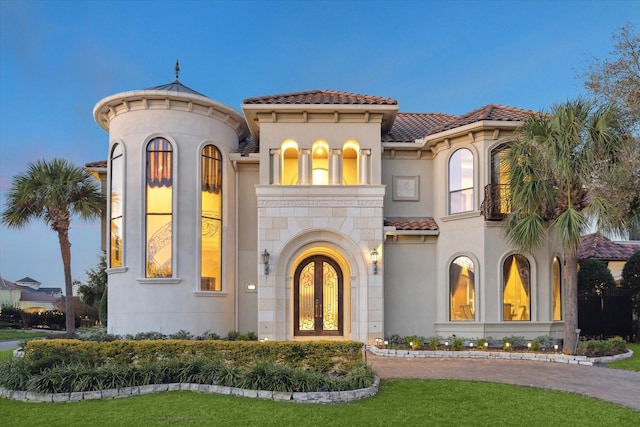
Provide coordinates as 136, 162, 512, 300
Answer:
0, 277, 62, 313
89, 75, 569, 343
578, 233, 640, 286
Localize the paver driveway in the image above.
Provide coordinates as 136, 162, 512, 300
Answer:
368, 352, 640, 412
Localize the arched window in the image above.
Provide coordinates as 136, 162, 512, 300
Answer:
281, 140, 299, 185
553, 257, 562, 320
449, 256, 475, 321
490, 144, 511, 215
503, 254, 530, 321
342, 140, 359, 185
201, 145, 222, 291
145, 137, 173, 278
312, 140, 329, 185
449, 148, 474, 214
109, 143, 124, 268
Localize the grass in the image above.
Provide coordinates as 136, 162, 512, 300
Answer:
1, 379, 638, 426
608, 343, 640, 371
0, 348, 14, 362
0, 330, 50, 341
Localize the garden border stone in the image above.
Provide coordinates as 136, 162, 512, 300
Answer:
0, 376, 380, 404
369, 346, 634, 366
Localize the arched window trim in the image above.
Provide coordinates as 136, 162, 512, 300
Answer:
552, 256, 562, 321
143, 135, 177, 279
448, 254, 478, 322
281, 139, 299, 185
109, 142, 125, 270
448, 147, 475, 214
199, 143, 223, 292
342, 140, 360, 185
502, 253, 532, 321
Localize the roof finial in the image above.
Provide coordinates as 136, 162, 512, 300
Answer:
175, 59, 180, 80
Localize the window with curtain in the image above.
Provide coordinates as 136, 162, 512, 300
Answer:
145, 137, 173, 278
201, 145, 222, 291
553, 257, 562, 320
449, 256, 475, 321
110, 143, 123, 268
449, 148, 474, 214
503, 254, 530, 321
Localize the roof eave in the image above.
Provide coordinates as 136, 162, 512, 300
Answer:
242, 103, 399, 144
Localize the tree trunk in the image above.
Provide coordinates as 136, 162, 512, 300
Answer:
562, 253, 579, 354
57, 228, 75, 337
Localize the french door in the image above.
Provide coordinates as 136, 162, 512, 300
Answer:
294, 255, 343, 336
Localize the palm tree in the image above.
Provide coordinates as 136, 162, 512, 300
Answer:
505, 99, 635, 354
1, 158, 105, 336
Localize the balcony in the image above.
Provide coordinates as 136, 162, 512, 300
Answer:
481, 184, 511, 221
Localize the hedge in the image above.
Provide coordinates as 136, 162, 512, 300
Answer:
24, 339, 364, 373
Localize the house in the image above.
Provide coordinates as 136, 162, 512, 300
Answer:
0, 277, 62, 313
89, 73, 568, 343
578, 233, 640, 285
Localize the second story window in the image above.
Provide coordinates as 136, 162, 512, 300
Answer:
449, 148, 474, 214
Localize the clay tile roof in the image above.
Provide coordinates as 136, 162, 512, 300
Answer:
578, 232, 640, 261
383, 112, 457, 142
425, 104, 534, 136
243, 90, 397, 105
384, 217, 439, 231
85, 160, 107, 168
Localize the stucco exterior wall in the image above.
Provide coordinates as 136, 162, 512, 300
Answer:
99, 92, 245, 336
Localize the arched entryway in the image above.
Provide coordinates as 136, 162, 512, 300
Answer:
294, 255, 343, 336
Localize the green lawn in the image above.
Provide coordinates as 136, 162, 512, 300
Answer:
0, 348, 14, 362
608, 343, 640, 371
0, 330, 50, 341
1, 380, 638, 426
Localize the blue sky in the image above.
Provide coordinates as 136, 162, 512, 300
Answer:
0, 0, 638, 290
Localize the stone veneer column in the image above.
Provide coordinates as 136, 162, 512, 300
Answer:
299, 149, 311, 185
329, 149, 342, 185
270, 149, 281, 185
359, 149, 371, 185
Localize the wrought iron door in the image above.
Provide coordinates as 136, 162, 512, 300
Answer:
294, 256, 343, 336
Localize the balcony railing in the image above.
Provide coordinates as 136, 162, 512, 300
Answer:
481, 184, 511, 221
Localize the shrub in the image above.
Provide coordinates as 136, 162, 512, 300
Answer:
344, 363, 375, 389
168, 330, 193, 340
476, 338, 487, 349
428, 336, 439, 351
530, 340, 541, 351
577, 337, 628, 357
0, 357, 32, 390
452, 338, 463, 351
405, 336, 422, 350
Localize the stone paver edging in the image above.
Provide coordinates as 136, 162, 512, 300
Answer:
369, 346, 634, 366
0, 377, 380, 404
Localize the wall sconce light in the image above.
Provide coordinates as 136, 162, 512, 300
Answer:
371, 248, 379, 275
262, 249, 270, 275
